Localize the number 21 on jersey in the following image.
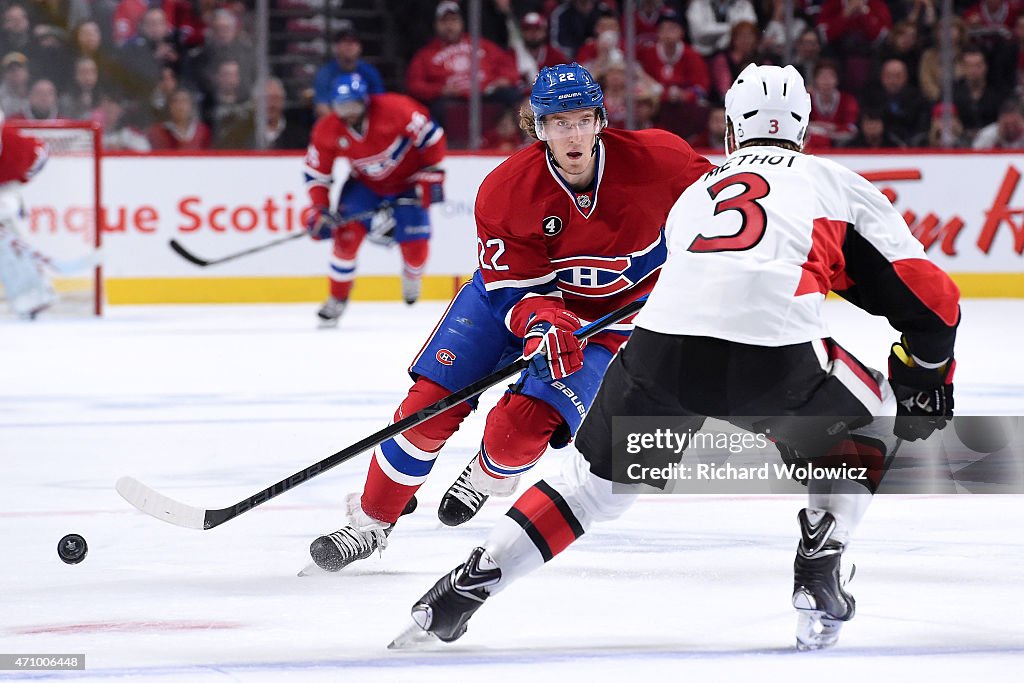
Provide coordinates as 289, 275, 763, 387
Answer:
687, 172, 770, 253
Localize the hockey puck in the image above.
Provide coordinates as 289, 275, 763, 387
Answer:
57, 534, 88, 565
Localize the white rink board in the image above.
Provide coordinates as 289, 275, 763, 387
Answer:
17, 151, 1024, 280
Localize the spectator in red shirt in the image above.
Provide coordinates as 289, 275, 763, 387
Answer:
964, 0, 1020, 36
806, 59, 860, 148
817, 0, 892, 44
574, 10, 622, 70
163, 0, 206, 49
405, 1, 521, 129
148, 87, 212, 149
633, 0, 671, 48
113, 0, 148, 46
508, 12, 568, 88
637, 9, 709, 106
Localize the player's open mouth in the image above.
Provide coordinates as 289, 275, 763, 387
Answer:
567, 151, 583, 160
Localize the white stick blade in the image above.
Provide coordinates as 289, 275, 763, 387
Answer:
115, 477, 206, 530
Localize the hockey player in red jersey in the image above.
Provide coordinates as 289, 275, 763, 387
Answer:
303, 74, 446, 327
303, 63, 712, 573
396, 64, 960, 652
0, 109, 54, 319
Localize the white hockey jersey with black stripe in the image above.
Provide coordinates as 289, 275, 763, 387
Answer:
634, 145, 959, 362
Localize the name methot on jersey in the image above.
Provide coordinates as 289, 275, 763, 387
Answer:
704, 151, 798, 180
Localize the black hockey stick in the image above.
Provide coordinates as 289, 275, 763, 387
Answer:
115, 295, 647, 530
169, 232, 306, 267
168, 199, 424, 267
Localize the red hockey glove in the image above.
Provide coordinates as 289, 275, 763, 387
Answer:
523, 309, 587, 382
410, 168, 445, 209
888, 340, 955, 441
305, 207, 340, 240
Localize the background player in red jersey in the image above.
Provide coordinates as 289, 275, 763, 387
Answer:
303, 63, 712, 574
303, 74, 446, 327
396, 65, 960, 653
0, 107, 54, 319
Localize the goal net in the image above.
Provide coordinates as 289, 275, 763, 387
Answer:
2, 121, 102, 316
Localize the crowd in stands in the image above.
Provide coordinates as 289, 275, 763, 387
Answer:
2, 0, 1023, 151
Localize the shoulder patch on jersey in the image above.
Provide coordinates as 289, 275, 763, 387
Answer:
542, 216, 564, 237
338, 137, 349, 149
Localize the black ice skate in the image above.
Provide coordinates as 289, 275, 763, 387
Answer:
389, 546, 501, 649
438, 461, 489, 526
308, 524, 391, 572
792, 508, 856, 651
317, 297, 347, 328
301, 494, 417, 575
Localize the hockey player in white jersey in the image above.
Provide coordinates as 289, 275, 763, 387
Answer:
393, 64, 960, 651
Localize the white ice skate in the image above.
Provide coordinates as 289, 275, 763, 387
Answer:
316, 297, 347, 328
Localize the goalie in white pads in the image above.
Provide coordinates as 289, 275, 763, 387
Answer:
0, 108, 54, 319
394, 65, 960, 652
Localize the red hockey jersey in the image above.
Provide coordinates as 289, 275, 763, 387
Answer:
303, 93, 446, 205
0, 125, 48, 185
475, 128, 712, 351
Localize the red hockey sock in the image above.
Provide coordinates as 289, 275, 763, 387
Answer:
329, 221, 366, 300
399, 239, 429, 278
361, 377, 472, 523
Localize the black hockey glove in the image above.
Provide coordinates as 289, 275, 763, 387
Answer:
888, 340, 954, 441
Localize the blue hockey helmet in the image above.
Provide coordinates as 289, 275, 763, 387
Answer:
331, 73, 370, 107
530, 63, 605, 124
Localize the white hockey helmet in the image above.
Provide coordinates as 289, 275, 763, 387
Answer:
724, 64, 811, 154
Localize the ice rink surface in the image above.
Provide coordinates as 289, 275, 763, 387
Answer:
1, 298, 1022, 682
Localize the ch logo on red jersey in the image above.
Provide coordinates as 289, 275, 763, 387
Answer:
436, 349, 457, 366
550, 231, 667, 298
552, 255, 633, 297
353, 136, 412, 179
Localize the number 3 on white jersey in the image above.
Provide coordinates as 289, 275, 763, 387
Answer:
687, 172, 770, 253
